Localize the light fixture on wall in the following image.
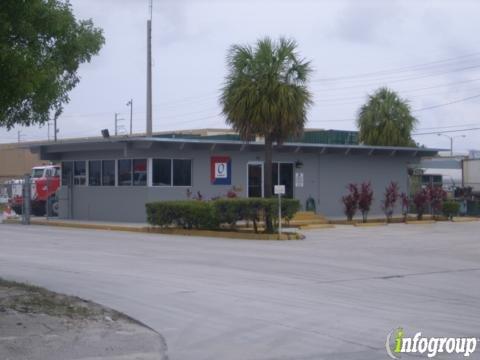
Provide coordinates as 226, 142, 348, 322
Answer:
295, 160, 303, 169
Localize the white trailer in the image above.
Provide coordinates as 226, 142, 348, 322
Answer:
463, 158, 480, 193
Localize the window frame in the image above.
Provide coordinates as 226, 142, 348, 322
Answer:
88, 160, 102, 187
132, 158, 148, 187
116, 158, 149, 187
117, 159, 133, 187
73, 160, 87, 186
99, 159, 116, 187
61, 161, 74, 187
151, 158, 172, 187
172, 159, 192, 187
151, 158, 192, 188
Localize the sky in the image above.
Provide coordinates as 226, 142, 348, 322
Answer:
1, 0, 480, 153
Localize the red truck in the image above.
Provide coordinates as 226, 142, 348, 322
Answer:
10, 165, 61, 216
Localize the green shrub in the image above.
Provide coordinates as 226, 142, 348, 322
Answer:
146, 201, 219, 229
146, 198, 300, 232
212, 198, 300, 233
147, 198, 301, 234
442, 201, 460, 220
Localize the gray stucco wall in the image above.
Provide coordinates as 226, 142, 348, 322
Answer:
317, 154, 411, 218
56, 144, 416, 222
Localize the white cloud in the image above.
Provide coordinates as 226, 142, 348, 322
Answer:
1, 0, 479, 152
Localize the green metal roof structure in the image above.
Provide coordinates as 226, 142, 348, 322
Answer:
155, 130, 359, 145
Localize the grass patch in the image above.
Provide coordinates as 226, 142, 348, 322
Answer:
0, 278, 112, 320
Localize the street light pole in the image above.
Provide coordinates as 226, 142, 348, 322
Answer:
126, 99, 133, 135
437, 133, 466, 156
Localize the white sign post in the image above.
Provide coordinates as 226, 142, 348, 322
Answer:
274, 185, 286, 238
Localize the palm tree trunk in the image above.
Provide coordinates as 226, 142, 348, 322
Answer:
264, 135, 273, 198
264, 135, 274, 233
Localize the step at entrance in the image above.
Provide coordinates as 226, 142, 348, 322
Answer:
290, 211, 329, 225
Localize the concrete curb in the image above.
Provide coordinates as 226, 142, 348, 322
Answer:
354, 222, 387, 227
329, 215, 448, 225
452, 217, 479, 222
405, 220, 437, 225
2, 218, 303, 240
298, 224, 336, 230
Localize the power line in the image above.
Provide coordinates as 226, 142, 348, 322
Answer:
315, 77, 480, 103
416, 123, 480, 131
311, 92, 480, 123
311, 64, 480, 91
317, 88, 480, 108
413, 127, 480, 136
315, 52, 480, 82
414, 93, 480, 112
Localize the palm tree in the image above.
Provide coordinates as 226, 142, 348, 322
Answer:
357, 87, 418, 147
220, 37, 313, 202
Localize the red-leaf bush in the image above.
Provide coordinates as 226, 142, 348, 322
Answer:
428, 185, 446, 219
226, 190, 237, 198
342, 183, 360, 221
413, 188, 430, 220
358, 182, 374, 223
382, 182, 400, 223
400, 192, 409, 222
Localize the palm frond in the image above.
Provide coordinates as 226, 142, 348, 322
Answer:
220, 37, 313, 143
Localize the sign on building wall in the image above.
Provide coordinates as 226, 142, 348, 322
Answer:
295, 172, 304, 188
211, 156, 232, 185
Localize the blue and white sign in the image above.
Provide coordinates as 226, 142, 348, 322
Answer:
211, 156, 232, 185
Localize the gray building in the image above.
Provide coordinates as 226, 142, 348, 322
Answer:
29, 130, 440, 222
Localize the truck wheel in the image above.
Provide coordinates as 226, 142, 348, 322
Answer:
11, 205, 22, 215
52, 201, 59, 216
31, 201, 46, 216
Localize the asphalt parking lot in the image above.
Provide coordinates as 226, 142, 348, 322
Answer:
0, 221, 479, 360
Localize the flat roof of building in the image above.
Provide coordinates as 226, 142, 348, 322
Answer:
28, 134, 443, 158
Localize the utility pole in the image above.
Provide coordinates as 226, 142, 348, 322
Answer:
54, 117, 58, 142
47, 121, 51, 141
17, 130, 24, 143
146, 0, 153, 136
126, 99, 133, 135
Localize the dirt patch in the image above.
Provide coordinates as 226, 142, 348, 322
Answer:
0, 278, 168, 360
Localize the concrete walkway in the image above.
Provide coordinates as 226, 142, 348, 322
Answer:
0, 222, 479, 359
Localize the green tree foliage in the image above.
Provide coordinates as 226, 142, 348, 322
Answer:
0, 0, 105, 129
357, 87, 418, 147
220, 37, 313, 199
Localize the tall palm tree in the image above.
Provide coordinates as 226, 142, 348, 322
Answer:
357, 87, 418, 147
220, 37, 313, 201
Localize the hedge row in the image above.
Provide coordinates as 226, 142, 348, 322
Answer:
146, 201, 218, 230
145, 198, 300, 233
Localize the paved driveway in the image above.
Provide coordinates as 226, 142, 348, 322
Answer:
0, 222, 479, 360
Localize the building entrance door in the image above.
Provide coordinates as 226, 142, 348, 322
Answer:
272, 162, 294, 198
247, 163, 263, 198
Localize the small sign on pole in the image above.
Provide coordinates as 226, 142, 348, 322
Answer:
274, 185, 285, 195
274, 185, 285, 238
